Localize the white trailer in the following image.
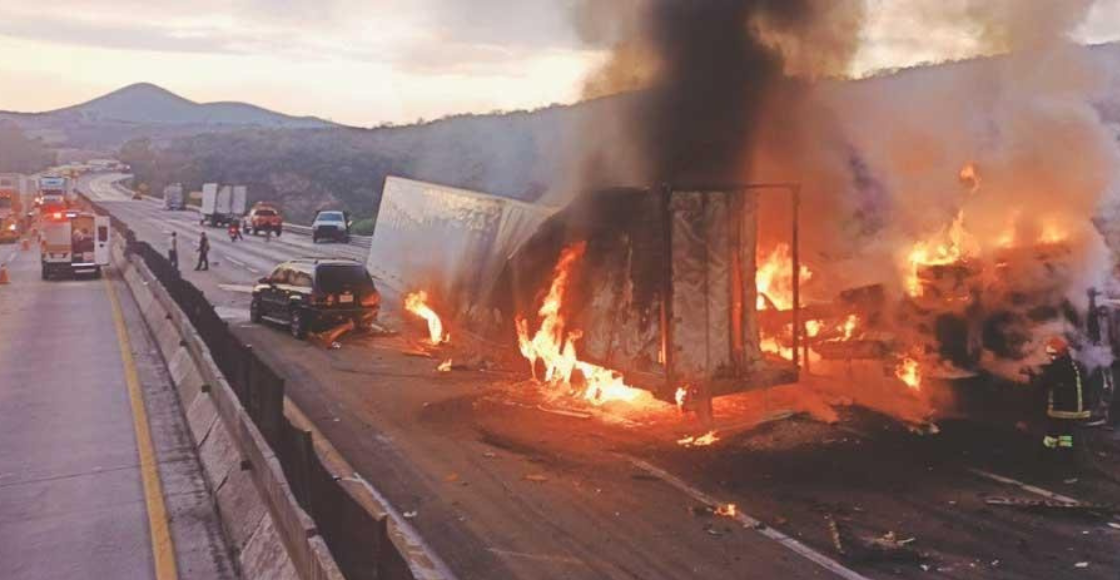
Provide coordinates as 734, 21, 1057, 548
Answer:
40, 210, 110, 279
366, 176, 556, 317
200, 183, 247, 226
163, 183, 185, 210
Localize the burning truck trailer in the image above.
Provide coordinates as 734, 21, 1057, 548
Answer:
368, 175, 810, 415
488, 183, 807, 415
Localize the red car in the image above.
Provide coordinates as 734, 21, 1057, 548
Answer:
247, 203, 283, 236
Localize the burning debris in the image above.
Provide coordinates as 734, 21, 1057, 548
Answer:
515, 242, 652, 406
677, 431, 720, 448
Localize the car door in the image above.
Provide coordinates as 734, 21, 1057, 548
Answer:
260, 265, 289, 317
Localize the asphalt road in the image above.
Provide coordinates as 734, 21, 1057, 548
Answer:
0, 231, 235, 579
85, 173, 1120, 580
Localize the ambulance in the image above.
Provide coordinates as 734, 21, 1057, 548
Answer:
40, 210, 110, 279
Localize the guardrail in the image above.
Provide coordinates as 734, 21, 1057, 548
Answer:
80, 190, 451, 580
107, 177, 373, 248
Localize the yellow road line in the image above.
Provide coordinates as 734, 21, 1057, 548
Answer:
104, 275, 180, 580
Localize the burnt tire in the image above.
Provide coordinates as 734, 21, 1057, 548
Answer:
289, 308, 308, 339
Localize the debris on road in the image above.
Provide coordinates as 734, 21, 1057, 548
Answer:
536, 404, 592, 420
403, 510, 418, 519
523, 474, 549, 483
309, 319, 355, 348
985, 497, 1119, 516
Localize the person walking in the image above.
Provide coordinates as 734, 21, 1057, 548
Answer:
168, 231, 179, 271
195, 231, 210, 271
1040, 336, 1090, 463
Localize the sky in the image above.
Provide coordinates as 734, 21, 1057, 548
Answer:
0, 0, 1118, 127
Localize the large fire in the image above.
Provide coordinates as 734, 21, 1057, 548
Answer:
516, 243, 651, 406
905, 210, 975, 297
896, 357, 922, 390
756, 244, 810, 310
404, 290, 447, 345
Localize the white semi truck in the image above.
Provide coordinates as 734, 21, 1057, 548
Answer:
40, 210, 110, 279
200, 183, 247, 226
163, 183, 185, 210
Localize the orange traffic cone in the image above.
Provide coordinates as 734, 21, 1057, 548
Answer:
0, 264, 9, 285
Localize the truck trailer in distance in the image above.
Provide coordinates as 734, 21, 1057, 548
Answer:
200, 183, 247, 226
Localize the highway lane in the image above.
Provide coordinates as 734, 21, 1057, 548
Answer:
0, 237, 235, 580
83, 174, 1120, 580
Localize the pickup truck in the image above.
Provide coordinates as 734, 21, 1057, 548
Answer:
247, 203, 283, 236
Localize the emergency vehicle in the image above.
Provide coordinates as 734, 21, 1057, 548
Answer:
40, 210, 110, 279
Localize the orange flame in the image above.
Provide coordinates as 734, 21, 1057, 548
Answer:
677, 430, 720, 447
756, 244, 810, 310
404, 290, 447, 345
841, 314, 859, 340
714, 504, 738, 517
905, 210, 974, 297
515, 243, 650, 406
437, 359, 452, 372
896, 357, 921, 390
674, 385, 689, 411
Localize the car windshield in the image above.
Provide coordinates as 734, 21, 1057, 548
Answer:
255, 209, 276, 217
318, 212, 344, 222
316, 264, 374, 294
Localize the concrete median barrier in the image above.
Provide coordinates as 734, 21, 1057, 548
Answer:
104, 223, 450, 580
109, 240, 345, 580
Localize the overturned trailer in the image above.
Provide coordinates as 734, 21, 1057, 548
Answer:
366, 176, 558, 324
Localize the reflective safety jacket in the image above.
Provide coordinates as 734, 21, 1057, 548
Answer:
1042, 353, 1091, 420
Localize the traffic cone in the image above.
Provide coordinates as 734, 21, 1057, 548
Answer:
0, 264, 9, 285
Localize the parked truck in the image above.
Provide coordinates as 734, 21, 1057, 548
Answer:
163, 183, 185, 210
0, 174, 28, 243
37, 175, 70, 213
200, 183, 247, 226
40, 209, 110, 279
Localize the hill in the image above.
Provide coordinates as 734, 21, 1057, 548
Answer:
0, 83, 335, 152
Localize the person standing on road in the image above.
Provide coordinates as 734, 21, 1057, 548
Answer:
1040, 336, 1090, 462
195, 231, 210, 271
168, 231, 179, 271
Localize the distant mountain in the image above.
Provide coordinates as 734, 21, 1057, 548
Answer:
5, 82, 337, 128
43, 83, 335, 128
0, 83, 336, 153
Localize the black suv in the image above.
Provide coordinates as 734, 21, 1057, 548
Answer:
250, 258, 380, 338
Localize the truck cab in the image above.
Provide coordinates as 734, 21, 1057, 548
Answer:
40, 210, 110, 279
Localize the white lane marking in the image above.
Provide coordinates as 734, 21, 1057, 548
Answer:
626, 456, 873, 580
217, 284, 255, 294
967, 468, 1081, 504
222, 254, 248, 268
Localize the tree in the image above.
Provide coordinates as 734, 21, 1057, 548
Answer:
0, 121, 55, 173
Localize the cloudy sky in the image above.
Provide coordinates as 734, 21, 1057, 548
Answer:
0, 0, 1118, 126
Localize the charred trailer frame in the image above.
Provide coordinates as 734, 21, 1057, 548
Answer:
503, 183, 803, 408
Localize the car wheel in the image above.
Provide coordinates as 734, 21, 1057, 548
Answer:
250, 298, 262, 323
276, 228, 282, 237
289, 308, 307, 339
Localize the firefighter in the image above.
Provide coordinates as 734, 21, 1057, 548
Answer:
1040, 336, 1090, 458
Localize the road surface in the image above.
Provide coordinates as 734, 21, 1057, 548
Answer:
0, 229, 235, 580
85, 173, 1120, 580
